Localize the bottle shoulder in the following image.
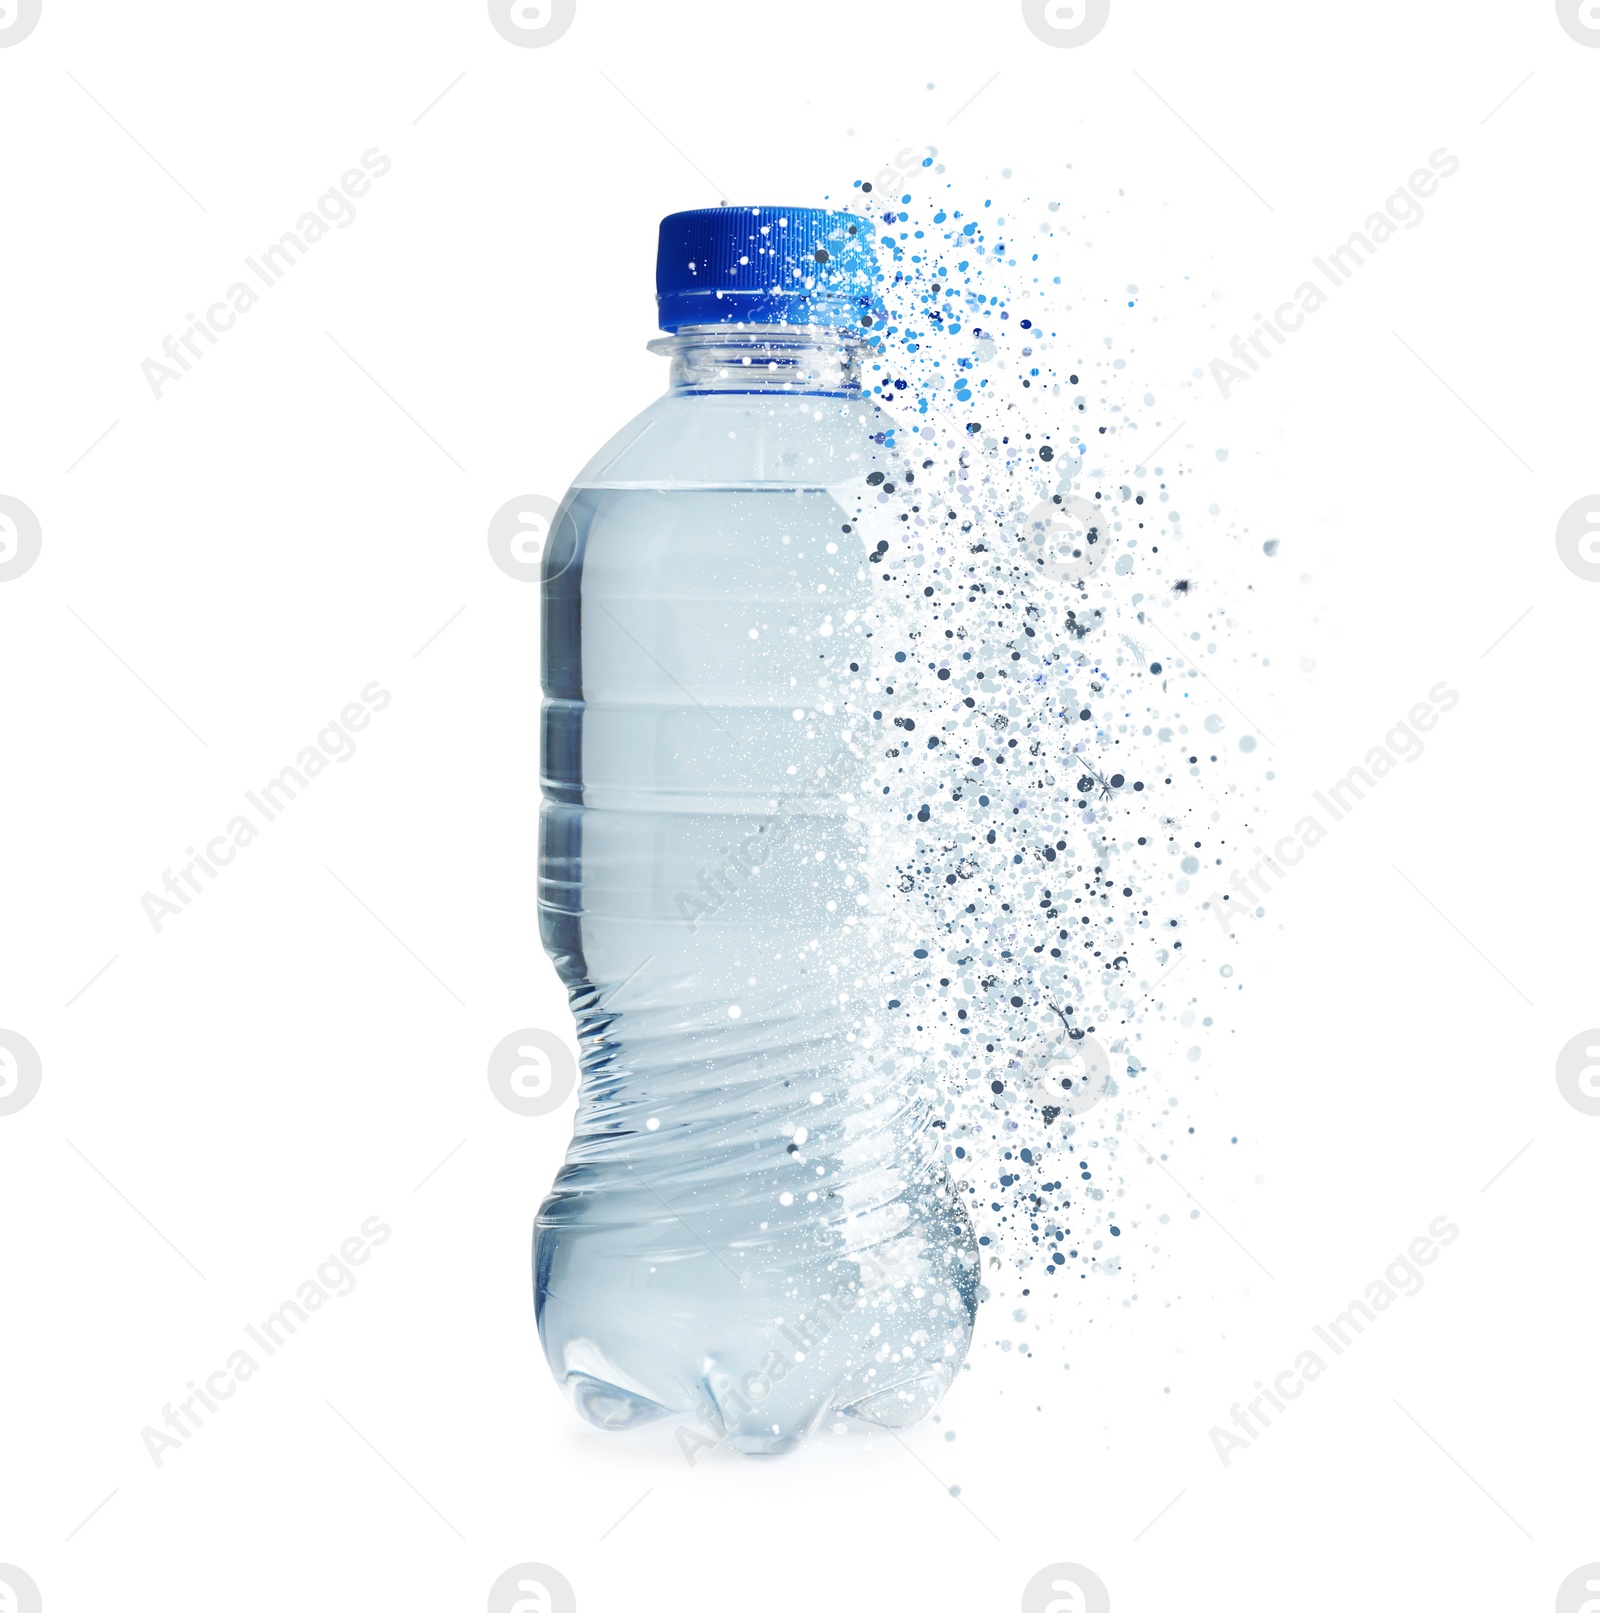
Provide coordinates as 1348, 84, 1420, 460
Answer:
570, 391, 898, 490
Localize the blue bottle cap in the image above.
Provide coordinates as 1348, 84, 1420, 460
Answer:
655, 207, 880, 333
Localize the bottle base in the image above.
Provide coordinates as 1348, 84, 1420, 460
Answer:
536, 1187, 980, 1456
549, 1324, 968, 1456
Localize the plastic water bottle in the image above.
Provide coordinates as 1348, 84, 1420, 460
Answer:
534, 208, 979, 1455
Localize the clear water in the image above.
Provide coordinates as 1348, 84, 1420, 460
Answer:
535, 473, 979, 1455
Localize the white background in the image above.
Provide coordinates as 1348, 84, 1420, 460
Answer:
2, 2, 1596, 1609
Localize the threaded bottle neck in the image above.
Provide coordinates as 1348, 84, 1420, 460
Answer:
648, 325, 864, 396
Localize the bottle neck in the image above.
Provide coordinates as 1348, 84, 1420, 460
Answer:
647, 325, 864, 397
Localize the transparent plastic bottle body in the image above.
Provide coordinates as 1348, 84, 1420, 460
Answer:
535, 330, 978, 1455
